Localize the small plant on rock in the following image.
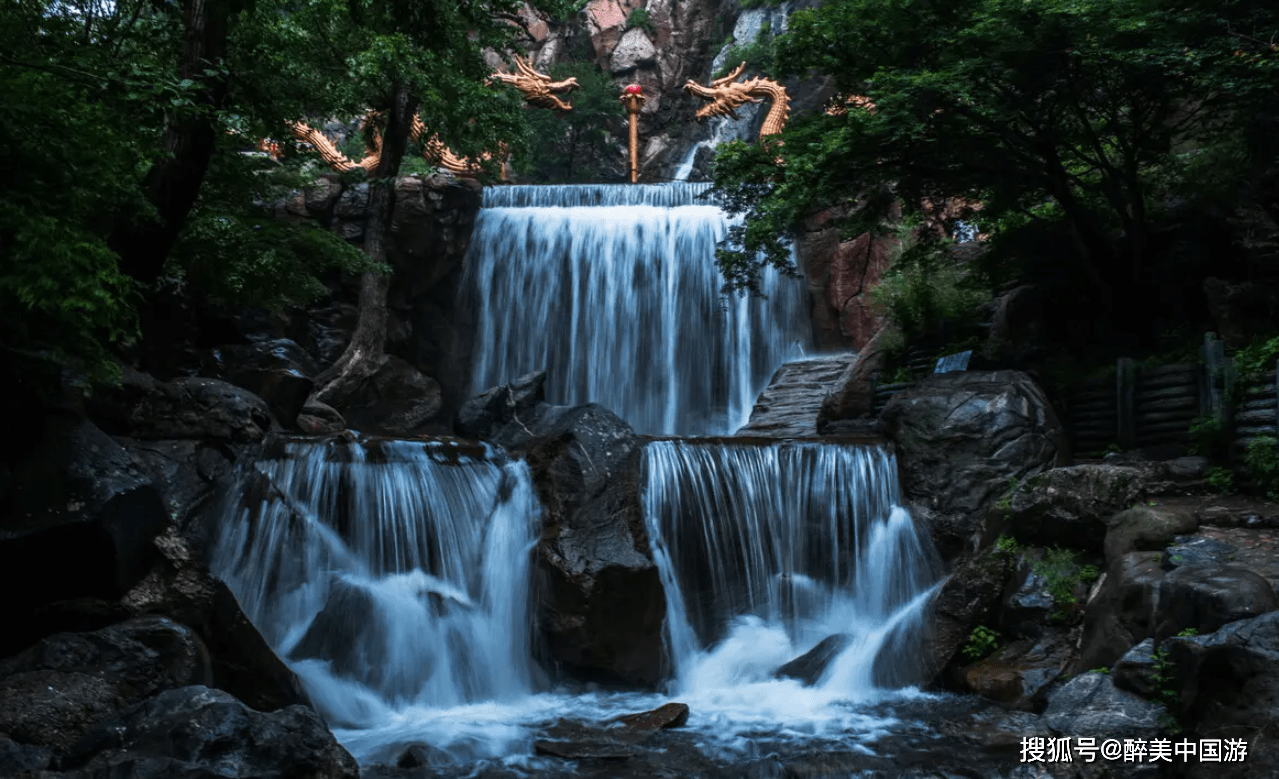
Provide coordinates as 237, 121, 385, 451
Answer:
995, 534, 1021, 557
962, 626, 1002, 661
1031, 547, 1100, 622
994, 476, 1021, 511
625, 7, 655, 35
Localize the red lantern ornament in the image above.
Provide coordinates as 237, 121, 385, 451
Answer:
625, 83, 643, 95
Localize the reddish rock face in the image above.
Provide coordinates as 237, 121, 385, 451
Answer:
829, 233, 895, 350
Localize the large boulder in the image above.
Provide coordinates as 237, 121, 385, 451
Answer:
54, 686, 359, 779
921, 546, 1016, 685
342, 355, 443, 436
458, 375, 667, 685
1163, 611, 1279, 779
0, 413, 170, 656
203, 339, 316, 428
816, 324, 897, 429
879, 371, 1068, 560
1104, 503, 1199, 564
1152, 564, 1279, 641
0, 618, 208, 752
119, 525, 311, 714
1005, 465, 1151, 553
1076, 552, 1165, 672
89, 367, 276, 441
1041, 671, 1164, 740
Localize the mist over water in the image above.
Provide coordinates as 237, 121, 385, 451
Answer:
464, 183, 809, 436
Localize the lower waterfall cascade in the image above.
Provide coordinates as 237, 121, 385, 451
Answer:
214, 433, 948, 771
463, 183, 810, 437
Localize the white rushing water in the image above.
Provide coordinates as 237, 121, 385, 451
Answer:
643, 441, 943, 702
464, 183, 810, 437
213, 439, 541, 727
214, 436, 944, 770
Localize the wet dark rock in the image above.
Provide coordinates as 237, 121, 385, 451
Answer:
89, 367, 276, 441
880, 371, 1068, 561
1042, 671, 1163, 739
297, 399, 346, 435
57, 685, 359, 779
1005, 465, 1150, 553
1076, 552, 1165, 672
395, 743, 454, 769
1153, 563, 1279, 641
0, 732, 52, 774
774, 634, 852, 685
1163, 535, 1238, 569
963, 629, 1073, 711
455, 370, 546, 441
203, 339, 316, 427
291, 578, 386, 686
1163, 611, 1279, 779
119, 526, 310, 714
343, 355, 443, 436
999, 550, 1055, 636
1104, 504, 1199, 564
611, 702, 690, 731
0, 618, 208, 752
922, 546, 1016, 685
0, 413, 170, 656
458, 376, 665, 686
1111, 638, 1158, 697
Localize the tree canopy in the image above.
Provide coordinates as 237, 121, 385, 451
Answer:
711, 0, 1279, 345
0, 0, 574, 391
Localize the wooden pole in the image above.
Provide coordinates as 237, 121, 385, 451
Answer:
620, 84, 646, 183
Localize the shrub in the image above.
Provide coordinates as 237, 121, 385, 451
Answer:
962, 626, 1001, 661
1032, 547, 1100, 622
625, 8, 655, 35
1245, 436, 1279, 501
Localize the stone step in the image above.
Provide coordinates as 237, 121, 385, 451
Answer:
736, 353, 858, 438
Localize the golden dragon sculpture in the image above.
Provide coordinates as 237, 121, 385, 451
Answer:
683, 62, 791, 139
489, 54, 579, 112
278, 54, 578, 178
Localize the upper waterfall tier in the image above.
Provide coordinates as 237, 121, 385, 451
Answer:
465, 184, 810, 437
483, 182, 715, 208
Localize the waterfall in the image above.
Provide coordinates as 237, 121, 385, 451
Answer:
464, 183, 809, 436
212, 436, 541, 729
642, 440, 942, 698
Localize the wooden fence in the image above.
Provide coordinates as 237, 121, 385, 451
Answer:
870, 334, 1279, 459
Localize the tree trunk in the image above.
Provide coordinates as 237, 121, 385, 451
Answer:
310, 84, 420, 409
109, 0, 235, 285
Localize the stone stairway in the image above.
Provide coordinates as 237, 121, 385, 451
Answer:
735, 353, 857, 438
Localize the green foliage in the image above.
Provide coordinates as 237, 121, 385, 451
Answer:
1245, 436, 1279, 501
1032, 547, 1100, 622
708, 0, 1279, 301
995, 534, 1021, 556
882, 366, 915, 385
625, 8, 655, 35
994, 477, 1022, 512
1207, 466, 1237, 495
740, 0, 784, 9
713, 21, 778, 78
516, 62, 625, 183
870, 237, 989, 343
1233, 334, 1279, 379
1189, 415, 1232, 462
962, 626, 1002, 661
1089, 667, 1110, 674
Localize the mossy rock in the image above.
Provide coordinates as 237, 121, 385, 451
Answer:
1103, 504, 1198, 565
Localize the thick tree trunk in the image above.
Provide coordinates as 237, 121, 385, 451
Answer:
310, 84, 420, 409
109, 0, 234, 284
